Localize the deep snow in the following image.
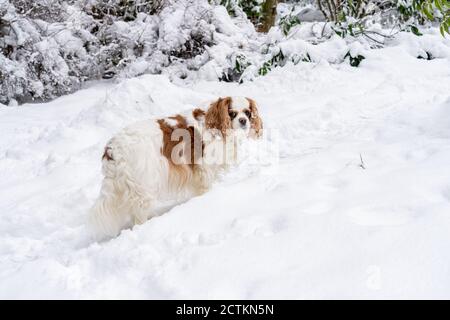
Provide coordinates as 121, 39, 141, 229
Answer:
1, 31, 450, 299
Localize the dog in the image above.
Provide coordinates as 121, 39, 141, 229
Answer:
89, 96, 263, 238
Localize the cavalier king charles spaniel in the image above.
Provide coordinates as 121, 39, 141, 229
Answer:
89, 96, 263, 238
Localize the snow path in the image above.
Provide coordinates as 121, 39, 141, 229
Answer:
1, 45, 450, 298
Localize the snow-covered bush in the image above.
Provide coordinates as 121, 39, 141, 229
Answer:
0, 0, 95, 104
278, 8, 301, 35
415, 0, 450, 36
85, 0, 166, 20
211, 0, 264, 25
0, 0, 255, 104
1, 0, 447, 105
314, 0, 449, 37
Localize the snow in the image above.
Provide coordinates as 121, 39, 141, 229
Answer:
1, 33, 450, 299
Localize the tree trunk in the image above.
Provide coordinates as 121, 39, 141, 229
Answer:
259, 0, 278, 33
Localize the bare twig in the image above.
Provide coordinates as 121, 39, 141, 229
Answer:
359, 153, 366, 170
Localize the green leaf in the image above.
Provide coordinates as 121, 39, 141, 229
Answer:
421, 3, 435, 20
348, 24, 354, 36
345, 51, 365, 67
411, 25, 423, 36
435, 0, 443, 12
444, 21, 450, 35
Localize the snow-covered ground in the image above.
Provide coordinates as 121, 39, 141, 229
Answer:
1, 30, 450, 299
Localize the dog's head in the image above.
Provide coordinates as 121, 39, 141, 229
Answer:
205, 96, 263, 138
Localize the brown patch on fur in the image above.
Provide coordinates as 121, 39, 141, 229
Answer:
205, 97, 232, 137
192, 108, 206, 121
157, 115, 203, 168
102, 146, 113, 161
157, 116, 202, 190
246, 97, 263, 138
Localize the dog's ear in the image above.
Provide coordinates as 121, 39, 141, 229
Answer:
246, 97, 263, 138
205, 97, 232, 137
192, 108, 206, 122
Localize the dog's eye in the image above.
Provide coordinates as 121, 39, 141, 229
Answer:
245, 110, 251, 118
229, 111, 237, 119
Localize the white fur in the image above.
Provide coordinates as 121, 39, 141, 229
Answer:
231, 96, 250, 109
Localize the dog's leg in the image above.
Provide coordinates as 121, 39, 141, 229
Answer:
127, 191, 155, 226
89, 144, 135, 239
192, 165, 216, 195
89, 177, 131, 239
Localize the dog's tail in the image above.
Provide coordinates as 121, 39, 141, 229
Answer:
88, 145, 129, 240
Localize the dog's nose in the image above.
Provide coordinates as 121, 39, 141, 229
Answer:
239, 118, 247, 126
